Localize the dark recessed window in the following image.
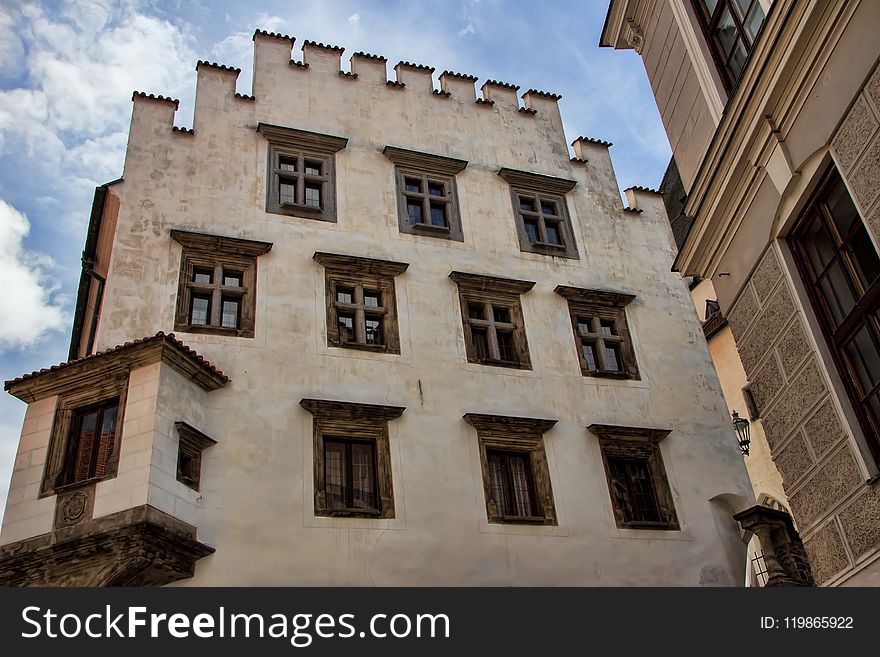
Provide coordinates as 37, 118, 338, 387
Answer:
692, 0, 766, 93
175, 422, 217, 492
324, 438, 379, 512
487, 450, 539, 519
789, 168, 880, 467
65, 399, 119, 486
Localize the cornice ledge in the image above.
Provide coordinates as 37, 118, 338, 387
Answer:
449, 271, 535, 295
382, 146, 468, 175
498, 167, 577, 194
554, 285, 635, 307
300, 398, 406, 423
171, 229, 273, 257
587, 424, 672, 443
313, 251, 409, 277
257, 123, 348, 153
463, 412, 557, 436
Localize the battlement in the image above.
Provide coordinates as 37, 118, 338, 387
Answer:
196, 60, 241, 75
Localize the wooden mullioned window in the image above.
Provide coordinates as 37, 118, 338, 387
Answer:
301, 398, 405, 519
499, 167, 579, 259
314, 252, 409, 354
172, 230, 273, 339
175, 422, 217, 492
692, 0, 766, 94
465, 413, 558, 525
384, 146, 468, 241
556, 285, 639, 379
450, 271, 535, 369
67, 399, 119, 486
789, 168, 880, 467
258, 123, 348, 222
589, 424, 679, 530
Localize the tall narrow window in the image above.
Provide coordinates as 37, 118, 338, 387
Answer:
487, 450, 538, 518
323, 438, 379, 512
67, 399, 119, 485
692, 0, 766, 93
789, 168, 880, 467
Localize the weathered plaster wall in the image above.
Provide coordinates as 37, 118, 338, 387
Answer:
7, 34, 754, 585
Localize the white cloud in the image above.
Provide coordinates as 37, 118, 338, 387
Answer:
0, 200, 68, 350
348, 12, 360, 26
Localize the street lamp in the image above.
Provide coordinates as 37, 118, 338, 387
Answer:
732, 411, 750, 456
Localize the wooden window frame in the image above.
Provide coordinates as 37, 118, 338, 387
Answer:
691, 0, 766, 95
258, 123, 348, 223
175, 421, 217, 492
301, 398, 405, 519
172, 230, 273, 339
314, 252, 409, 354
464, 413, 558, 525
450, 271, 535, 369
498, 167, 579, 259
384, 146, 468, 242
788, 167, 880, 468
589, 424, 679, 531
40, 375, 129, 497
555, 285, 639, 379
322, 437, 380, 514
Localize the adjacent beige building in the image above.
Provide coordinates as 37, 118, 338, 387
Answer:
603, 0, 880, 585
0, 31, 755, 586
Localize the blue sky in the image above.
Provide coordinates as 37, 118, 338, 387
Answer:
0, 0, 669, 520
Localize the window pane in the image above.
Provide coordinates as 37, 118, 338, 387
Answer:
365, 315, 383, 345
487, 451, 509, 516
626, 459, 661, 523
727, 37, 748, 81
800, 215, 836, 278
519, 197, 535, 213
599, 319, 615, 336
508, 453, 535, 517
430, 203, 447, 227
492, 307, 511, 324
825, 178, 860, 237
428, 181, 445, 197
844, 323, 880, 397
336, 287, 354, 304
713, 7, 738, 58
279, 157, 297, 172
524, 219, 539, 244
497, 330, 516, 362
582, 341, 597, 371
472, 327, 489, 360
324, 441, 347, 509
577, 318, 593, 335
351, 443, 377, 510
405, 178, 422, 193
407, 201, 423, 224
544, 222, 562, 245
817, 260, 857, 328
363, 290, 381, 308
304, 183, 322, 208
193, 267, 213, 284
73, 411, 98, 483
849, 226, 880, 290
337, 313, 355, 343
94, 404, 118, 478
280, 180, 296, 204
540, 200, 557, 216
221, 298, 239, 329
191, 295, 210, 325
732, 0, 751, 19
468, 303, 485, 320
701, 0, 719, 17
743, 2, 765, 42
223, 271, 241, 287
304, 160, 322, 176
604, 344, 622, 372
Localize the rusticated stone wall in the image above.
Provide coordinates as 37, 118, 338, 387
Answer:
831, 63, 880, 243
727, 247, 880, 585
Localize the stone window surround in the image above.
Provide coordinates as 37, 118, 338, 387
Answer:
175, 421, 217, 492
314, 251, 409, 354
498, 167, 579, 260
464, 412, 558, 525
588, 424, 679, 531
258, 122, 348, 222
172, 229, 273, 339
383, 145, 468, 241
40, 376, 129, 498
449, 271, 535, 369
300, 398, 405, 520
555, 285, 640, 379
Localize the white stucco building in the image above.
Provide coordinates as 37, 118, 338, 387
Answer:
0, 31, 754, 586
